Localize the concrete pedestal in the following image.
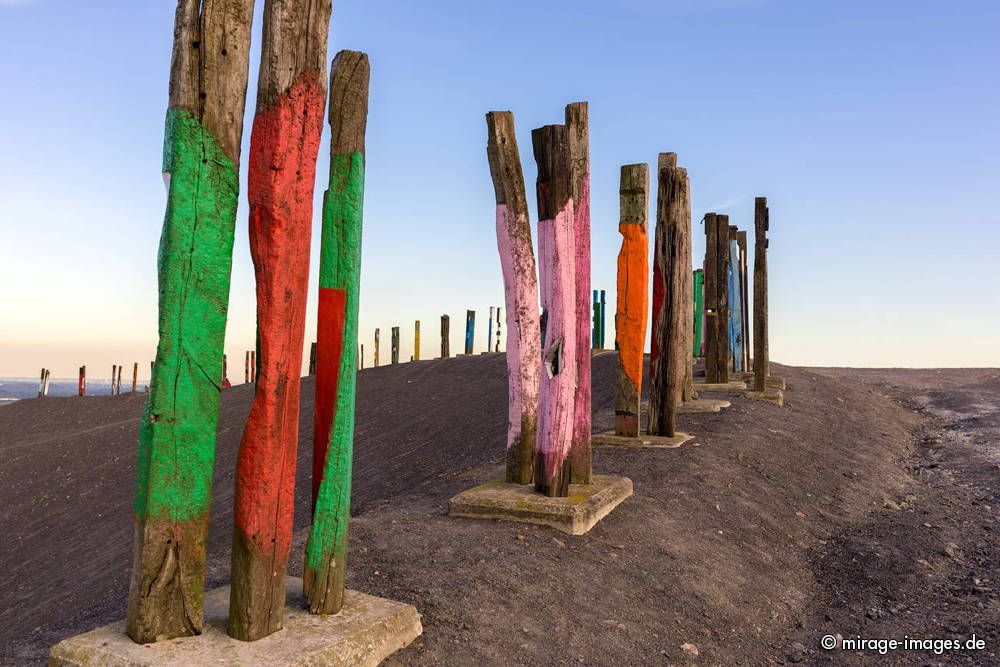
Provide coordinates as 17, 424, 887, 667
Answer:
742, 388, 785, 406
693, 380, 747, 392
448, 474, 632, 535
591, 431, 693, 449
49, 578, 422, 667
678, 398, 730, 413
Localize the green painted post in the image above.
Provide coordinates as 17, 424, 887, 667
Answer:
692, 268, 704, 357
304, 50, 370, 616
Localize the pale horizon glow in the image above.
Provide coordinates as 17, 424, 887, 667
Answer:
2, 0, 999, 380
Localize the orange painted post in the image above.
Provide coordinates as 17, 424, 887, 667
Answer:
613, 163, 649, 437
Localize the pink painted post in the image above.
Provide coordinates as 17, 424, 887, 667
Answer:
487, 111, 541, 485
532, 124, 577, 498
566, 101, 592, 485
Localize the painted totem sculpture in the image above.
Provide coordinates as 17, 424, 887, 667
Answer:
566, 102, 592, 484
753, 197, 771, 392
486, 111, 541, 485
532, 124, 577, 497
728, 230, 745, 373
305, 49, 370, 616
648, 153, 689, 437
613, 163, 649, 437
229, 0, 332, 641
127, 0, 254, 644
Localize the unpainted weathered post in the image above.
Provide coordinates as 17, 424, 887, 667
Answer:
487, 110, 541, 485
304, 50, 369, 617
374, 328, 380, 367
250, 351, 257, 383
532, 123, 576, 497
648, 153, 687, 437
132, 362, 139, 393
245, 351, 251, 383
613, 163, 649, 438
715, 215, 731, 382
494, 307, 502, 352
391, 327, 400, 364
565, 101, 592, 484
78, 365, 86, 396
309, 342, 318, 375
440, 314, 450, 358
127, 0, 255, 644
487, 306, 494, 353
753, 197, 770, 392
229, 0, 332, 641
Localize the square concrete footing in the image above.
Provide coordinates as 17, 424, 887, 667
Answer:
448, 474, 633, 535
591, 431, 694, 449
742, 388, 785, 406
766, 376, 787, 390
49, 578, 422, 667
693, 380, 747, 392
678, 398, 730, 413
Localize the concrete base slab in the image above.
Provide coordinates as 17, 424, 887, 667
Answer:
591, 431, 694, 449
693, 380, 747, 392
49, 578, 422, 667
678, 398, 730, 413
448, 474, 632, 535
766, 376, 787, 390
742, 388, 785, 407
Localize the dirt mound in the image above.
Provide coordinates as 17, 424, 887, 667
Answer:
1, 357, 996, 664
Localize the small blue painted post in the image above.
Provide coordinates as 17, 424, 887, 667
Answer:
487, 306, 494, 353
465, 310, 475, 355
728, 237, 744, 372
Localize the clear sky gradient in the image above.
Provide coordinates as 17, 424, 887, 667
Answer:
1, 0, 998, 381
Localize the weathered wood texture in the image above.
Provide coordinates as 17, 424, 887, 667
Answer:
245, 351, 251, 383
737, 230, 750, 373
532, 124, 576, 497
374, 328, 380, 367
78, 365, 86, 396
132, 362, 139, 393
391, 327, 400, 364
229, 0, 331, 641
464, 310, 475, 355
727, 228, 745, 373
703, 213, 730, 383
753, 197, 770, 392
128, 0, 255, 645
308, 342, 317, 375
565, 102, 592, 484
304, 49, 369, 618
648, 153, 688, 437
487, 110, 541, 485
613, 163, 649, 437
441, 315, 450, 358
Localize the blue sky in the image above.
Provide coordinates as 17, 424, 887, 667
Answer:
1, 0, 998, 379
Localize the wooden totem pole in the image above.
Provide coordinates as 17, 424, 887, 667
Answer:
486, 110, 540, 485
648, 154, 689, 437
127, 0, 254, 644
566, 102, 592, 484
532, 124, 577, 497
753, 197, 771, 392
465, 310, 475, 355
703, 213, 730, 383
613, 163, 649, 437
441, 314, 450, 358
737, 230, 750, 373
229, 0, 332, 641
305, 49, 369, 616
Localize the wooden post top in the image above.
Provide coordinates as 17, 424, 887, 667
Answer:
532, 125, 572, 219
328, 50, 370, 156
485, 111, 528, 209
619, 163, 649, 228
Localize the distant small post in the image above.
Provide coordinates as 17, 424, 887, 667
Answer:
753, 197, 770, 392
78, 365, 86, 396
132, 362, 139, 393
222, 354, 228, 386
374, 328, 380, 367
414, 321, 421, 361
464, 310, 475, 355
737, 230, 750, 374
487, 306, 494, 353
592, 290, 599, 349
250, 351, 257, 384
441, 314, 450, 358
360, 344, 364, 369
38, 368, 47, 398
245, 351, 251, 383
391, 326, 400, 364
494, 307, 502, 352
309, 342, 317, 375
117, 365, 123, 395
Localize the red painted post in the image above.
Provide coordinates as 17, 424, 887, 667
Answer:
229, 0, 332, 641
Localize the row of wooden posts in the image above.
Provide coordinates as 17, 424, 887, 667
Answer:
36, 363, 140, 397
